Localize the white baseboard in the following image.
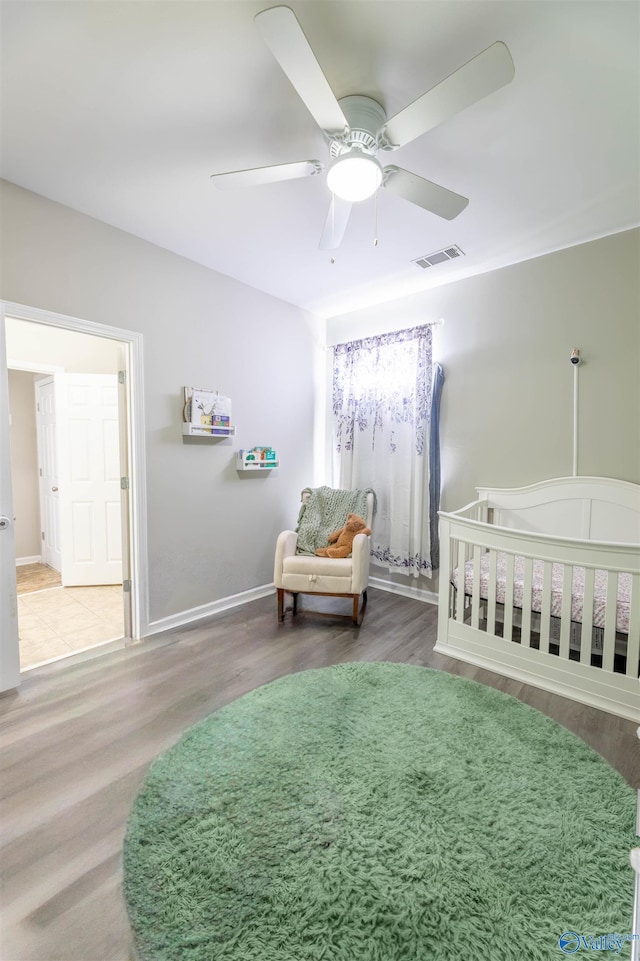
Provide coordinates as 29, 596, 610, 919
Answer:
16, 555, 42, 566
369, 575, 438, 606
146, 578, 436, 639
146, 583, 275, 636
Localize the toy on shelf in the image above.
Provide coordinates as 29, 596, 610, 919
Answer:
237, 447, 279, 471
182, 386, 235, 437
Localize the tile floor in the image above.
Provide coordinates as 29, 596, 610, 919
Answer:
18, 584, 125, 670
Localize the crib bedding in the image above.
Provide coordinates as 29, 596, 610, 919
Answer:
451, 552, 632, 635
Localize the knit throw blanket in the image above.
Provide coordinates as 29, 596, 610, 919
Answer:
295, 486, 375, 556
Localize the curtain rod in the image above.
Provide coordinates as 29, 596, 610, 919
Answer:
326, 318, 445, 348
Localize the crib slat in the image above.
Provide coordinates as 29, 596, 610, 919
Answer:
503, 553, 515, 642
627, 572, 640, 678
580, 567, 595, 666
487, 550, 498, 636
602, 570, 617, 673
470, 546, 481, 630
539, 561, 552, 654
447, 538, 455, 619
559, 564, 573, 660
520, 556, 533, 648
455, 540, 467, 622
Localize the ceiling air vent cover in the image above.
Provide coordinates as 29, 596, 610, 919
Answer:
413, 245, 465, 269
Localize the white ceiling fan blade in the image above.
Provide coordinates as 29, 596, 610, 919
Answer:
255, 5, 348, 136
383, 166, 468, 220
319, 195, 353, 249
381, 42, 514, 148
211, 160, 323, 189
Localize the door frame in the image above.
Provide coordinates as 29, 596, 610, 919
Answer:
34, 376, 61, 573
1, 301, 148, 688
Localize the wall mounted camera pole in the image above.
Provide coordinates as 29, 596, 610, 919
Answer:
570, 348, 581, 476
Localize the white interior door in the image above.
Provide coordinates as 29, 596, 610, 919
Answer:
57, 373, 123, 586
35, 377, 62, 572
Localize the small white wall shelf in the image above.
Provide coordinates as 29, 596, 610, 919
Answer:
182, 386, 235, 439
236, 448, 279, 471
183, 423, 236, 438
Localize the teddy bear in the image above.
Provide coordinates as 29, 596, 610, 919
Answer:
316, 513, 372, 558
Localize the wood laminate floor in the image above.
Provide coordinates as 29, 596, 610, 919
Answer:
16, 566, 62, 595
0, 589, 638, 961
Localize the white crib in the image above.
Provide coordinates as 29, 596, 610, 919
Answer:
436, 476, 640, 722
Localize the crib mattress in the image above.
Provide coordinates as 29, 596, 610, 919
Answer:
451, 552, 632, 634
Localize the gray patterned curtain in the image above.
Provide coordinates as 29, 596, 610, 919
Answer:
331, 325, 443, 577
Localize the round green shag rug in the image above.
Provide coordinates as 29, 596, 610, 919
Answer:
123, 663, 636, 961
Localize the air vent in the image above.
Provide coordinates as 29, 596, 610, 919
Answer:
413, 244, 465, 269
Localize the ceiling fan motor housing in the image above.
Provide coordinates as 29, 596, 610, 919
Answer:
329, 95, 387, 158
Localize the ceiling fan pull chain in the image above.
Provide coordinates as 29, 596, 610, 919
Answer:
332, 193, 335, 242
330, 195, 336, 263
373, 190, 379, 247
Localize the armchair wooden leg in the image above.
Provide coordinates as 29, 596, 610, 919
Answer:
277, 588, 285, 622
361, 589, 368, 621
353, 590, 368, 626
281, 590, 368, 625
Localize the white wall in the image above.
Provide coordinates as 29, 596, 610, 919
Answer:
6, 318, 122, 372
327, 228, 640, 589
1, 179, 321, 625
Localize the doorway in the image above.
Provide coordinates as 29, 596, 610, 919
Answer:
11, 369, 125, 668
1, 302, 147, 688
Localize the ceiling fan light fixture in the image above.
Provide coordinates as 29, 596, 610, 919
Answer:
326, 150, 383, 202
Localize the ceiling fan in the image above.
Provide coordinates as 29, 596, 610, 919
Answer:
211, 5, 514, 249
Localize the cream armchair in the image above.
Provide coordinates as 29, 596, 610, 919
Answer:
274, 490, 375, 626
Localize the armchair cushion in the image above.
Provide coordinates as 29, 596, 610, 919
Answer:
283, 555, 351, 577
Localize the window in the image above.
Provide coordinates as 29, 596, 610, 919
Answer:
331, 325, 444, 577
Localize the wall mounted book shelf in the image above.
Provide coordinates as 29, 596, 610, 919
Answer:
236, 448, 279, 471
182, 386, 235, 438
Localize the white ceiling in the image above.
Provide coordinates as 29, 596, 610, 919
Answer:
1, 1, 638, 318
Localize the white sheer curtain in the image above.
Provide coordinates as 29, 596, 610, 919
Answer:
331, 325, 442, 578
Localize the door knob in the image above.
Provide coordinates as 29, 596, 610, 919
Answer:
0, 516, 10, 531
52, 486, 59, 492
